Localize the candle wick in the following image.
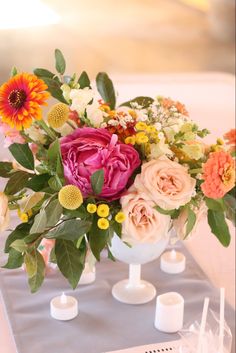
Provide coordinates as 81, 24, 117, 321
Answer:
61, 292, 67, 304
170, 249, 176, 260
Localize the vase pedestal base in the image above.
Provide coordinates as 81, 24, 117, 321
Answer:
112, 279, 156, 305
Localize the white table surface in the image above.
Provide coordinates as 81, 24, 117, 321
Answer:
0, 72, 235, 353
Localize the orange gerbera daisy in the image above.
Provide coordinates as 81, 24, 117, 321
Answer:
0, 73, 50, 130
201, 151, 235, 199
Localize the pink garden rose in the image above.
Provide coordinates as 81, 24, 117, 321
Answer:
60, 127, 140, 200
134, 156, 196, 210
120, 187, 170, 245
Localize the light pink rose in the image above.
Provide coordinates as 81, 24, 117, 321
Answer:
60, 127, 140, 200
134, 157, 196, 210
0, 192, 9, 232
173, 201, 208, 240
120, 187, 171, 245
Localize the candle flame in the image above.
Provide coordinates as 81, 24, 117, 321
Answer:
60, 292, 67, 304
170, 249, 176, 260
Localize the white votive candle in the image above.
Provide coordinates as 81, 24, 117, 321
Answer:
50, 292, 78, 321
78, 263, 96, 285
160, 249, 186, 274
154, 292, 184, 333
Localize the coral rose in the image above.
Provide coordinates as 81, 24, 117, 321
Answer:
120, 187, 170, 245
60, 128, 140, 200
224, 129, 236, 153
0, 192, 9, 232
134, 157, 196, 210
201, 151, 235, 199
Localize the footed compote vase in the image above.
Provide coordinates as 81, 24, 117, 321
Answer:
110, 234, 169, 305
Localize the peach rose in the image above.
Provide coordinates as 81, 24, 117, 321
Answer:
120, 187, 171, 245
134, 157, 196, 210
173, 201, 207, 240
0, 192, 9, 232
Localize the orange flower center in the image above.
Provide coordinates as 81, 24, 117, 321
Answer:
8, 89, 27, 109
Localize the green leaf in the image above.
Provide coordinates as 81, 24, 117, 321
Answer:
10, 239, 27, 253
45, 199, 62, 227
47, 139, 64, 179
2, 248, 24, 269
0, 162, 13, 178
55, 49, 66, 75
112, 222, 121, 237
4, 222, 31, 253
120, 96, 154, 108
48, 175, 63, 191
154, 205, 177, 216
63, 205, 87, 219
46, 219, 91, 240
185, 208, 197, 238
224, 193, 236, 226
20, 192, 45, 213
96, 72, 116, 109
205, 197, 226, 212
90, 169, 104, 195
24, 251, 38, 278
30, 210, 47, 234
24, 233, 42, 244
78, 71, 90, 88
10, 66, 18, 77
27, 174, 51, 191
9, 143, 34, 170
4, 171, 30, 195
42, 77, 67, 103
89, 217, 109, 261
33, 68, 55, 79
208, 210, 231, 247
27, 250, 45, 293
55, 239, 86, 289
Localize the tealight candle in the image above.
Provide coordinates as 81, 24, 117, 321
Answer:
154, 292, 184, 333
160, 249, 186, 274
50, 292, 78, 321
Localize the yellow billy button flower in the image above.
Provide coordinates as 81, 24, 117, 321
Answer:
124, 136, 136, 145
135, 122, 147, 131
58, 185, 83, 210
47, 103, 69, 129
97, 204, 110, 218
115, 212, 126, 223
97, 218, 109, 230
87, 203, 97, 214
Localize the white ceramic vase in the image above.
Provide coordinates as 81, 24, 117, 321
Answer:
110, 234, 169, 304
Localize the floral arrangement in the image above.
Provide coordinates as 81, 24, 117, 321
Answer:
0, 50, 235, 293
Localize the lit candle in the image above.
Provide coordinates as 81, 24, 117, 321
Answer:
50, 292, 78, 321
160, 249, 186, 274
154, 292, 184, 333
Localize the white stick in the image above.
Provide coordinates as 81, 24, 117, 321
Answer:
197, 297, 209, 353
219, 288, 225, 353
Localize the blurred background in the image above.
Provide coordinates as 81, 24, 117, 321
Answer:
0, 0, 235, 81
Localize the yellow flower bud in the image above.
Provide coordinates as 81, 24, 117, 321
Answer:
146, 126, 157, 134
97, 204, 110, 218
20, 213, 28, 223
125, 136, 136, 145
58, 185, 83, 210
87, 203, 97, 214
97, 218, 109, 230
47, 103, 69, 129
217, 138, 224, 145
115, 212, 126, 223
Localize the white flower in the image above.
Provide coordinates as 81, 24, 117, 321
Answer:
86, 100, 104, 127
136, 110, 148, 122
70, 88, 94, 115
61, 83, 71, 103
154, 122, 162, 130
